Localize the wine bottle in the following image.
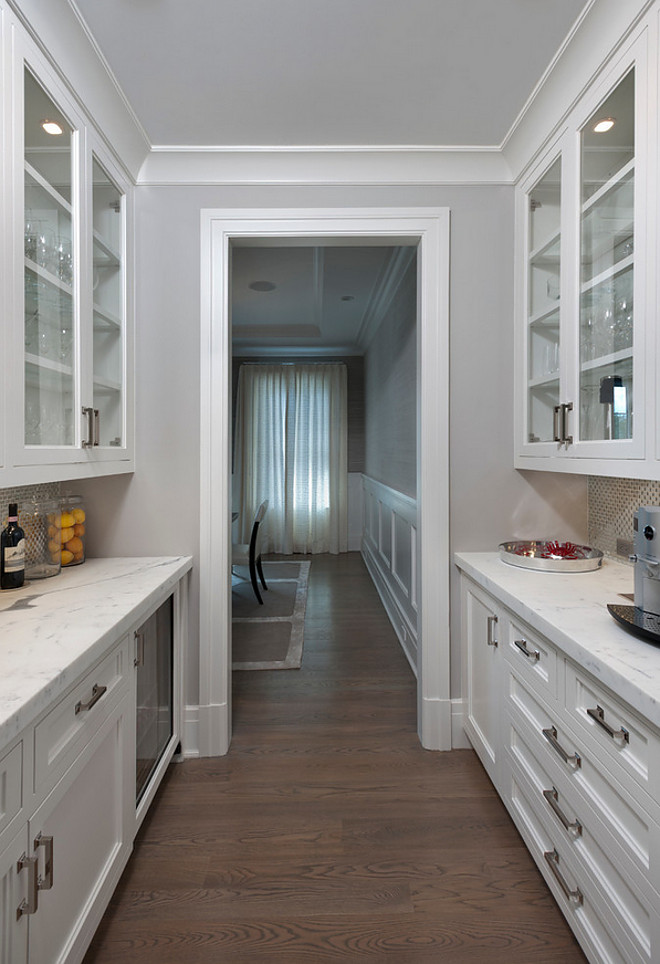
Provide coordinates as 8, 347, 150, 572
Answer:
1, 503, 26, 590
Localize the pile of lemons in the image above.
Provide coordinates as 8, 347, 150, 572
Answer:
47, 506, 86, 567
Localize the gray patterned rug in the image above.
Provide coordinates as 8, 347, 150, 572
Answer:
231, 561, 310, 670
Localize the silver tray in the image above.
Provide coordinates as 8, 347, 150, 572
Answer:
499, 540, 603, 572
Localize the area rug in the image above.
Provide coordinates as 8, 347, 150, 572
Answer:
232, 561, 310, 670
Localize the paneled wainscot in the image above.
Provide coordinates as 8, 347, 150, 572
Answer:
0, 556, 192, 964
456, 551, 660, 964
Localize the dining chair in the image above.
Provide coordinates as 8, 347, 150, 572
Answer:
231, 500, 269, 604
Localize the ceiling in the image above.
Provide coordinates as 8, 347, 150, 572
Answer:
231, 244, 414, 355
69, 0, 588, 352
71, 0, 588, 149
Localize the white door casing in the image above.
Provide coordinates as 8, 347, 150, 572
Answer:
199, 208, 450, 755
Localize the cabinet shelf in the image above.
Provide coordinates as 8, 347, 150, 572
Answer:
528, 372, 560, 390
93, 375, 121, 395
92, 229, 120, 268
580, 348, 632, 373
25, 259, 73, 297
580, 255, 633, 295
24, 161, 72, 215
93, 303, 121, 331
529, 230, 560, 266
529, 304, 560, 328
581, 158, 634, 216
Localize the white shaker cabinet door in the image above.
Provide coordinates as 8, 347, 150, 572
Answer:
462, 581, 502, 786
0, 825, 30, 964
27, 697, 132, 964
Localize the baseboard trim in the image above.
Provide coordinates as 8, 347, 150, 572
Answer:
418, 696, 452, 751
451, 699, 471, 749
195, 701, 230, 757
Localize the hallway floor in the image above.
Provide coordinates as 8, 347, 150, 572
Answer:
84, 552, 586, 963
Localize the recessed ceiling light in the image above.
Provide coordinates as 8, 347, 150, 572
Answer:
41, 119, 63, 136
341, 295, 355, 302
593, 117, 615, 133
248, 280, 276, 292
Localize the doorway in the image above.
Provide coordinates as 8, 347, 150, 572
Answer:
199, 209, 450, 756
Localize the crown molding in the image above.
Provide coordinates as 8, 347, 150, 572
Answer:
137, 146, 513, 186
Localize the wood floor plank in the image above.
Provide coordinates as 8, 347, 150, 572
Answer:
83, 552, 586, 963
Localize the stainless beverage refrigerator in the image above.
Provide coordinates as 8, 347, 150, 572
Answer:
135, 595, 173, 803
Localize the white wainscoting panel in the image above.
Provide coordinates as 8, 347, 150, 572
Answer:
361, 476, 418, 673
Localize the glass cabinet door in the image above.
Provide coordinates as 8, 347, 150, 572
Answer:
91, 156, 125, 448
579, 69, 634, 442
23, 68, 77, 448
526, 156, 561, 444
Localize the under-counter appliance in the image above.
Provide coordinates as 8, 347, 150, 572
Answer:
135, 595, 173, 803
608, 506, 660, 642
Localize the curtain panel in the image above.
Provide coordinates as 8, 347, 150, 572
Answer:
234, 363, 348, 554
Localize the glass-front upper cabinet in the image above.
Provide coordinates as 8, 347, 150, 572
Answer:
14, 54, 132, 477
578, 70, 635, 445
525, 155, 562, 446
23, 68, 77, 448
91, 155, 125, 449
516, 38, 646, 469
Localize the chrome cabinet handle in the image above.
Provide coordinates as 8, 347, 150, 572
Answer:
587, 705, 629, 745
562, 402, 573, 446
542, 725, 581, 769
134, 631, 145, 667
544, 849, 583, 905
487, 615, 498, 647
93, 408, 100, 446
543, 788, 582, 838
553, 405, 563, 443
16, 853, 38, 919
514, 638, 540, 662
75, 683, 107, 715
82, 407, 100, 447
34, 833, 54, 890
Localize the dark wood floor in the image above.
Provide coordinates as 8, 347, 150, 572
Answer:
84, 552, 586, 963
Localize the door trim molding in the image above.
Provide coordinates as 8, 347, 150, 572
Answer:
199, 207, 451, 754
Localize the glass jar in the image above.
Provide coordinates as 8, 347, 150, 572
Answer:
60, 495, 86, 566
22, 499, 62, 580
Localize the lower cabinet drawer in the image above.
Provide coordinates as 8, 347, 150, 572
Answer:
0, 742, 23, 836
506, 669, 660, 889
33, 637, 129, 793
507, 763, 657, 964
565, 664, 660, 810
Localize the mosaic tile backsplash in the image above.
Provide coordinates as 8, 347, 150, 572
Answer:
588, 476, 660, 562
0, 483, 61, 524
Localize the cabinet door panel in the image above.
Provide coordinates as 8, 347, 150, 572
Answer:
463, 583, 501, 783
28, 698, 131, 964
0, 826, 29, 964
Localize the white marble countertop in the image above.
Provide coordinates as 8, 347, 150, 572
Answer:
0, 556, 193, 750
454, 551, 660, 731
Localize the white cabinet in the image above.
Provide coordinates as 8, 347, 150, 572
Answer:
461, 580, 502, 786
0, 824, 29, 964
1, 20, 134, 486
515, 30, 653, 476
459, 567, 660, 964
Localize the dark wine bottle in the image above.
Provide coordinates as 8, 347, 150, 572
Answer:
1, 503, 26, 590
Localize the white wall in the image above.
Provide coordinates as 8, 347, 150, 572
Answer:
75, 182, 587, 714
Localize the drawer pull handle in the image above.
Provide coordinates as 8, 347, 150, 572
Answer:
544, 848, 583, 906
75, 683, 107, 715
586, 705, 629, 745
514, 638, 540, 661
16, 853, 38, 919
34, 833, 54, 890
542, 726, 581, 769
487, 615, 498, 647
543, 788, 582, 838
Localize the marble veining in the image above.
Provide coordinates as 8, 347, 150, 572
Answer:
454, 551, 660, 729
0, 556, 192, 751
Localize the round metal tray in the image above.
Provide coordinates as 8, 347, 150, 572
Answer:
498, 540, 603, 572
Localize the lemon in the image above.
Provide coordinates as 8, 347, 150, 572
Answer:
72, 508, 86, 523
61, 511, 75, 528
60, 526, 74, 544
61, 549, 74, 566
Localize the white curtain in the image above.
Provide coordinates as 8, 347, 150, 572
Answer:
234, 363, 348, 554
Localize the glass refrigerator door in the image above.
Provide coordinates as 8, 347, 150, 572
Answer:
526, 156, 561, 444
136, 597, 173, 803
579, 70, 634, 442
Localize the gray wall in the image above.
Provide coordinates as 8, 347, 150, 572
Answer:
75, 182, 588, 710
364, 255, 416, 498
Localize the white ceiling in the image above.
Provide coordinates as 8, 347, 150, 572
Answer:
71, 0, 588, 149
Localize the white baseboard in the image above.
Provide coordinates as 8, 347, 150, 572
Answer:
451, 699, 471, 749
187, 701, 230, 757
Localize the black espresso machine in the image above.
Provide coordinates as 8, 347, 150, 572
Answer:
608, 506, 660, 643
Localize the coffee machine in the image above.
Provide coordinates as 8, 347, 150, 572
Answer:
632, 506, 660, 617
